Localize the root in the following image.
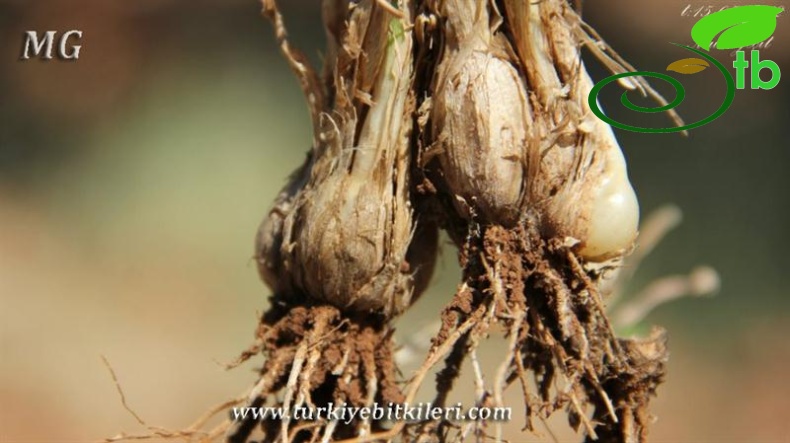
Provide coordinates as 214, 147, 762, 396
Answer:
207, 208, 687, 443
383, 219, 669, 443
223, 301, 402, 443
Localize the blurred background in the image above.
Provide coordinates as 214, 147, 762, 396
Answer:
1, 0, 788, 441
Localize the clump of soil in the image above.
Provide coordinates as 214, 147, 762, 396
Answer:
422, 218, 668, 442
227, 301, 402, 443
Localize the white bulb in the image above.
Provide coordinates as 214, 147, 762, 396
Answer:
580, 173, 639, 259
578, 122, 639, 259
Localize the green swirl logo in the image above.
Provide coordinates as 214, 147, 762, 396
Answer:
589, 5, 783, 134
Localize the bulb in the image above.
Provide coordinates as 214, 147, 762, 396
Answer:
580, 167, 639, 259
255, 4, 438, 318
427, 0, 640, 261
573, 99, 640, 260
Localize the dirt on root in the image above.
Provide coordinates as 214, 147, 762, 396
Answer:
226, 219, 667, 443
425, 219, 668, 442
227, 302, 402, 443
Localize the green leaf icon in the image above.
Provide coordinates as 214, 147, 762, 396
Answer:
691, 5, 784, 51
666, 57, 710, 74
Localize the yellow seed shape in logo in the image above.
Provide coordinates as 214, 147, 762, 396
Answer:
666, 58, 710, 74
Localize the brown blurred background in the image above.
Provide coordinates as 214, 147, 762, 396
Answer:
1, 1, 788, 442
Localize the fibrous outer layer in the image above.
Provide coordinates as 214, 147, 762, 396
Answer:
255, 0, 437, 318
429, 0, 639, 260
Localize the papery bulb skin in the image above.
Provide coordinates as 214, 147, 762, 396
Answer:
432, 49, 530, 225
426, 0, 640, 261
255, 3, 439, 318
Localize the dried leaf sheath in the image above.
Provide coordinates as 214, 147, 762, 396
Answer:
256, 1, 437, 317
429, 0, 639, 260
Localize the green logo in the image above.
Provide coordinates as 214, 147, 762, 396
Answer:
589, 5, 783, 133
